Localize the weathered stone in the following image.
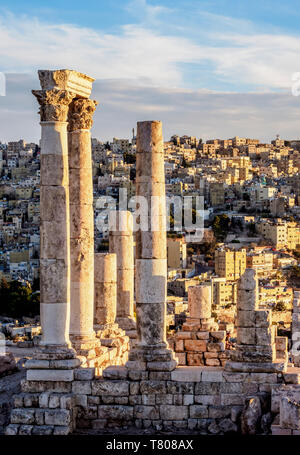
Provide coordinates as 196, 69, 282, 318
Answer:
10, 409, 35, 425
134, 406, 160, 420
74, 368, 95, 381
97, 405, 133, 420
72, 381, 92, 395
91, 380, 129, 396
44, 409, 71, 426
241, 396, 262, 435
219, 418, 238, 433
140, 381, 166, 394
280, 396, 300, 429
189, 405, 209, 418
160, 405, 188, 420
184, 340, 207, 352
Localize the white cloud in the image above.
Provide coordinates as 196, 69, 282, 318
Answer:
0, 10, 300, 92
2, 74, 300, 144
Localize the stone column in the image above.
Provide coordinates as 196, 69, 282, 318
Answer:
127, 121, 176, 372
225, 268, 287, 373
109, 211, 136, 331
33, 85, 74, 350
188, 284, 212, 319
68, 98, 99, 352
94, 252, 117, 326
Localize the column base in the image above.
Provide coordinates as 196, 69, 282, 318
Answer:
126, 343, 177, 372
70, 334, 101, 355
25, 345, 81, 381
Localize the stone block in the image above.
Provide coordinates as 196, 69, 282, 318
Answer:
91, 380, 129, 396
171, 367, 202, 382
155, 394, 173, 405
74, 368, 95, 381
280, 396, 300, 429
140, 381, 166, 394
175, 340, 184, 352
53, 426, 70, 435
5, 424, 20, 435
221, 394, 245, 406
167, 381, 194, 395
136, 302, 166, 345
174, 352, 186, 365
48, 395, 60, 409
98, 405, 133, 420
103, 366, 128, 380
195, 382, 220, 395
44, 409, 71, 426
190, 405, 209, 418
160, 405, 188, 420
26, 369, 74, 382
134, 405, 160, 420
72, 381, 92, 395
208, 406, 231, 419
184, 340, 207, 352
32, 425, 54, 435
147, 360, 177, 372
187, 353, 204, 366
195, 395, 220, 406
201, 369, 224, 382
256, 327, 273, 346
210, 331, 226, 341
237, 328, 256, 345
183, 395, 194, 405
196, 331, 209, 340
207, 342, 225, 352
236, 310, 255, 328
10, 409, 35, 425
256, 310, 272, 327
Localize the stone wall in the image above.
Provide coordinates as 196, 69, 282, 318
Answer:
69, 366, 290, 433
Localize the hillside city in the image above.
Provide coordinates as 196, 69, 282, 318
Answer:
0, 132, 300, 345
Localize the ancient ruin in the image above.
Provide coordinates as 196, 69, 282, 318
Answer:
3, 69, 300, 435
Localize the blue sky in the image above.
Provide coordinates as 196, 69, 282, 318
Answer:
0, 0, 300, 141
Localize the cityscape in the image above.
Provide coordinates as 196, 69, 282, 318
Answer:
1, 0, 300, 443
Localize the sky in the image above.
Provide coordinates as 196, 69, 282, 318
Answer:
1, 0, 300, 143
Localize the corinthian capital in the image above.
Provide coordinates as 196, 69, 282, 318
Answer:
32, 88, 75, 122
68, 99, 98, 131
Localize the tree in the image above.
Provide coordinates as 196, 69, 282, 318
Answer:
0, 279, 39, 318
212, 214, 230, 241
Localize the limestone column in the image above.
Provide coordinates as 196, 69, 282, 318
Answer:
68, 98, 99, 352
32, 84, 75, 349
127, 120, 176, 372
225, 268, 286, 373
94, 252, 117, 326
188, 284, 212, 319
109, 211, 136, 331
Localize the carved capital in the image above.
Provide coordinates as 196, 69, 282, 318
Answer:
68, 99, 98, 131
32, 88, 75, 122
